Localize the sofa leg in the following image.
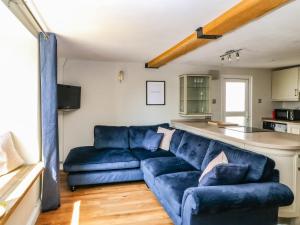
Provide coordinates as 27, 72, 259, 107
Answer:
70, 186, 76, 192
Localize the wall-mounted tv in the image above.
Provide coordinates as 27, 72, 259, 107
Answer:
57, 84, 81, 110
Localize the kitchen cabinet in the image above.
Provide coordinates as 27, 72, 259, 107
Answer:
179, 74, 211, 116
272, 67, 300, 101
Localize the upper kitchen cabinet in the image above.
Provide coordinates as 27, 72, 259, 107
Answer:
272, 67, 300, 101
179, 74, 211, 117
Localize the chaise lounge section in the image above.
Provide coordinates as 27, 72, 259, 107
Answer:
63, 123, 294, 225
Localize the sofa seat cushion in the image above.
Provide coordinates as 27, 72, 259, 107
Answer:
63, 146, 140, 172
141, 157, 196, 180
176, 132, 211, 170
131, 148, 174, 161
201, 141, 275, 182
128, 123, 169, 149
94, 125, 129, 149
155, 171, 201, 216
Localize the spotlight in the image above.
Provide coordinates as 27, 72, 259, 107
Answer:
236, 51, 240, 60
228, 54, 232, 62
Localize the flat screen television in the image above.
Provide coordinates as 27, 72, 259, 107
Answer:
57, 84, 81, 110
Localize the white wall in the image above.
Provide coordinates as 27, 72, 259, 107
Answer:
0, 2, 40, 225
58, 59, 274, 161
0, 5, 40, 164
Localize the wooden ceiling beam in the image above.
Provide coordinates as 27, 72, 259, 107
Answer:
146, 0, 290, 69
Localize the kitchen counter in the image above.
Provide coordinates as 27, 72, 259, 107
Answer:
171, 120, 300, 150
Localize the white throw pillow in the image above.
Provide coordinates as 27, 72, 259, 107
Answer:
0, 132, 24, 176
199, 151, 228, 182
157, 127, 176, 151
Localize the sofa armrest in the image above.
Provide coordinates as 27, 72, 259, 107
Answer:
182, 182, 293, 215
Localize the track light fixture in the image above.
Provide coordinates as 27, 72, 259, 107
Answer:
220, 49, 242, 64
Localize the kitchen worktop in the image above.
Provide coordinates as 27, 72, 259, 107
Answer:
171, 120, 300, 150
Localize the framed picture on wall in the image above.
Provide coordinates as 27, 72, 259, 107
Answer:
146, 81, 166, 105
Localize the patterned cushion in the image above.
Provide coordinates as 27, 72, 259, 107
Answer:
157, 127, 176, 151
199, 151, 228, 182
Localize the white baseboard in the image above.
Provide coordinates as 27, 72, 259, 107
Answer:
26, 200, 41, 225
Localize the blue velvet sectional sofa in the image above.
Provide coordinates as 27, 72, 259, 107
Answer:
63, 123, 294, 225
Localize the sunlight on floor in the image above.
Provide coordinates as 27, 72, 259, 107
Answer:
71, 200, 81, 225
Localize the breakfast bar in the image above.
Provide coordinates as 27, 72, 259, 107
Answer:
171, 120, 300, 222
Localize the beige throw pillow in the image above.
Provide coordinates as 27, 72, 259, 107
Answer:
157, 127, 176, 151
0, 132, 24, 176
199, 151, 228, 182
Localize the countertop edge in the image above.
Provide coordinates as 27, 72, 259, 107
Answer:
171, 121, 300, 151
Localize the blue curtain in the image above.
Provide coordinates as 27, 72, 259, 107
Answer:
40, 33, 60, 211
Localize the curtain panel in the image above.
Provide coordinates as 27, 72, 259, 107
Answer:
39, 33, 60, 211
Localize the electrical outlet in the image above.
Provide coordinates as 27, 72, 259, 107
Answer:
212, 99, 216, 104
258, 99, 262, 103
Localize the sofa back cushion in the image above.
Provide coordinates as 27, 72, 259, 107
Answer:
128, 123, 169, 149
169, 129, 185, 154
176, 132, 211, 170
201, 140, 275, 182
94, 125, 129, 149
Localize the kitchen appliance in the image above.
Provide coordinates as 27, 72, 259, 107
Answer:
225, 126, 273, 133
274, 109, 300, 121
263, 121, 287, 133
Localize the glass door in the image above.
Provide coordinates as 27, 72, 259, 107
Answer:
186, 76, 209, 114
222, 78, 250, 126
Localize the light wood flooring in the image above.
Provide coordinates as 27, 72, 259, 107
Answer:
36, 172, 173, 225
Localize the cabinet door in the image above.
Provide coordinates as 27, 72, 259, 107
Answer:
186, 76, 210, 114
272, 67, 299, 101
287, 124, 300, 135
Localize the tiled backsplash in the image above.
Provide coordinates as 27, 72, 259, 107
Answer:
281, 102, 300, 109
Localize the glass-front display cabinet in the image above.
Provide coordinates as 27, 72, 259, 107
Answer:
179, 74, 211, 116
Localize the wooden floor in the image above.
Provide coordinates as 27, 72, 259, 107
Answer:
36, 173, 173, 225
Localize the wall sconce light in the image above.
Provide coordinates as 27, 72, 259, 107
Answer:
118, 70, 124, 83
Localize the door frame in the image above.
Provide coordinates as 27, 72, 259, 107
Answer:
220, 75, 253, 127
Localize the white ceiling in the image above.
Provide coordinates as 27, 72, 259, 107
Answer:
32, 0, 300, 68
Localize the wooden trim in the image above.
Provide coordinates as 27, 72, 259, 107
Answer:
0, 163, 44, 225
146, 0, 290, 68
